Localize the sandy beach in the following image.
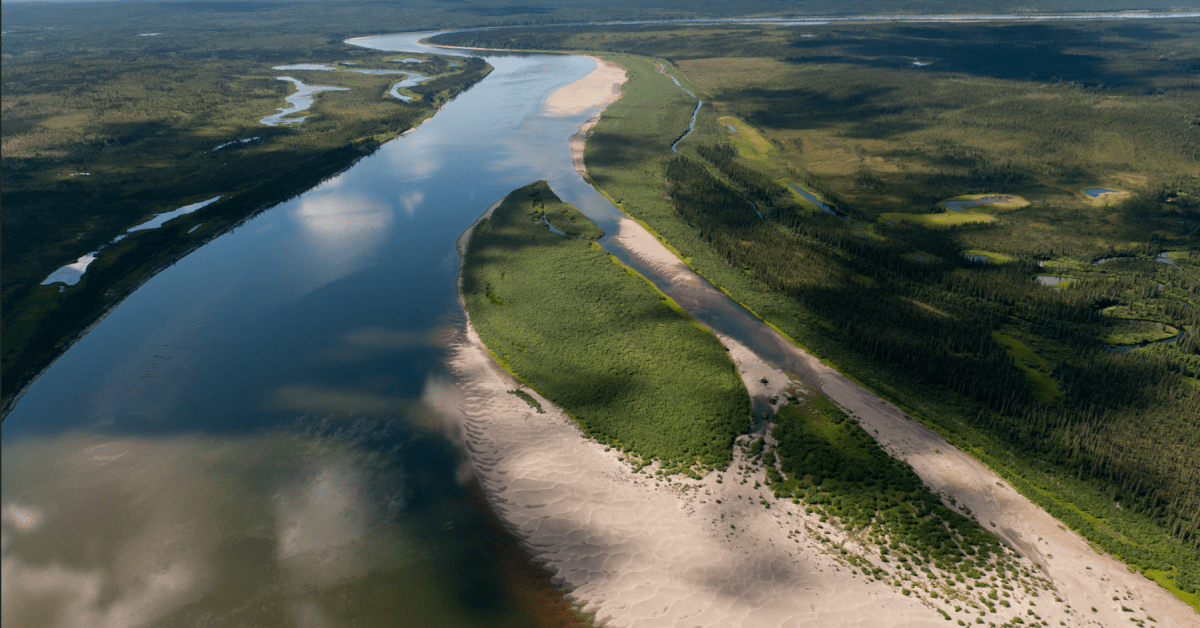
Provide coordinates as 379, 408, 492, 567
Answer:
449, 220, 1100, 627
545, 58, 628, 177
605, 218, 1200, 628
441, 51, 1199, 628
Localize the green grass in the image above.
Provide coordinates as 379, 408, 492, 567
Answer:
879, 211, 997, 228
961, 249, 1015, 264
462, 181, 751, 469
717, 115, 772, 161
991, 331, 1062, 405
1100, 320, 1179, 347
507, 389, 545, 413
1145, 570, 1200, 613
938, 194, 1030, 212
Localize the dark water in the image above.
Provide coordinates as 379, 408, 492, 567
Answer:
2, 32, 802, 628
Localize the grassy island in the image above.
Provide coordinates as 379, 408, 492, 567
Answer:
461, 181, 750, 469
434, 20, 1200, 603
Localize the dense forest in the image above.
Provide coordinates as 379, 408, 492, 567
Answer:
461, 181, 749, 469
435, 20, 1200, 603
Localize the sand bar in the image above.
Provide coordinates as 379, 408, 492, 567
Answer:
551, 58, 628, 177
443, 324, 954, 627
611, 214, 1200, 628
447, 218, 1105, 626
546, 57, 628, 116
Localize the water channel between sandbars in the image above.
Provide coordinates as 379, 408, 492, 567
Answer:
1, 34, 695, 628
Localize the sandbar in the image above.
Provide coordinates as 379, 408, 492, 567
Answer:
446, 215, 1122, 626
610, 213, 1199, 628
552, 58, 628, 177
546, 57, 628, 116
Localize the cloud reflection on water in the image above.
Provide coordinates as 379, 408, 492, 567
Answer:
1, 434, 411, 628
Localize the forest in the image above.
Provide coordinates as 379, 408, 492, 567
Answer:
1, 8, 493, 413
460, 181, 750, 469
434, 19, 1200, 604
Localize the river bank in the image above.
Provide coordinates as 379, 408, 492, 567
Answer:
610, 197, 1199, 628
444, 45, 1198, 627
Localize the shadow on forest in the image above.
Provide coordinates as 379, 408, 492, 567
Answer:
785, 23, 1178, 90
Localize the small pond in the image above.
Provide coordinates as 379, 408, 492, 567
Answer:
1085, 188, 1122, 198
1035, 275, 1076, 287
945, 195, 1011, 211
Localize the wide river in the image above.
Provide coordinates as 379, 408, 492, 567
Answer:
2, 32, 793, 628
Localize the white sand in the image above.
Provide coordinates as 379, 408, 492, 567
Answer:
443, 50, 1197, 627
553, 59, 628, 178
609, 216, 1200, 628
444, 325, 951, 627
547, 58, 628, 116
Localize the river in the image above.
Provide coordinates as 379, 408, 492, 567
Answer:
5, 26, 1195, 628
2, 34, 624, 628
4, 29, 801, 628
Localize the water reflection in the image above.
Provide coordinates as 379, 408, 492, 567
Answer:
5, 34, 605, 627
2, 433, 412, 628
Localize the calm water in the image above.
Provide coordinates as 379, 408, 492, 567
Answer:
2, 35, 608, 628
2, 32, 808, 628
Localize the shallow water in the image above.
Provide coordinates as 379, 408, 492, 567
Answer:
259, 77, 349, 126
388, 71, 432, 101
1035, 275, 1075, 287
1085, 187, 1121, 197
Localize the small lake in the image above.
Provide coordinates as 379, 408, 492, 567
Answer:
1035, 275, 1076, 287
1085, 187, 1122, 198
787, 182, 835, 214
945, 195, 1010, 211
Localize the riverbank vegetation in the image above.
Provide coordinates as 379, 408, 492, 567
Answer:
461, 181, 750, 469
434, 19, 1200, 603
768, 389, 1056, 616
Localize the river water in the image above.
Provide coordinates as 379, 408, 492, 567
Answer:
2, 35, 617, 628
2, 32, 829, 628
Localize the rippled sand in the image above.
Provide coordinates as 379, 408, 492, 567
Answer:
444, 325, 946, 627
